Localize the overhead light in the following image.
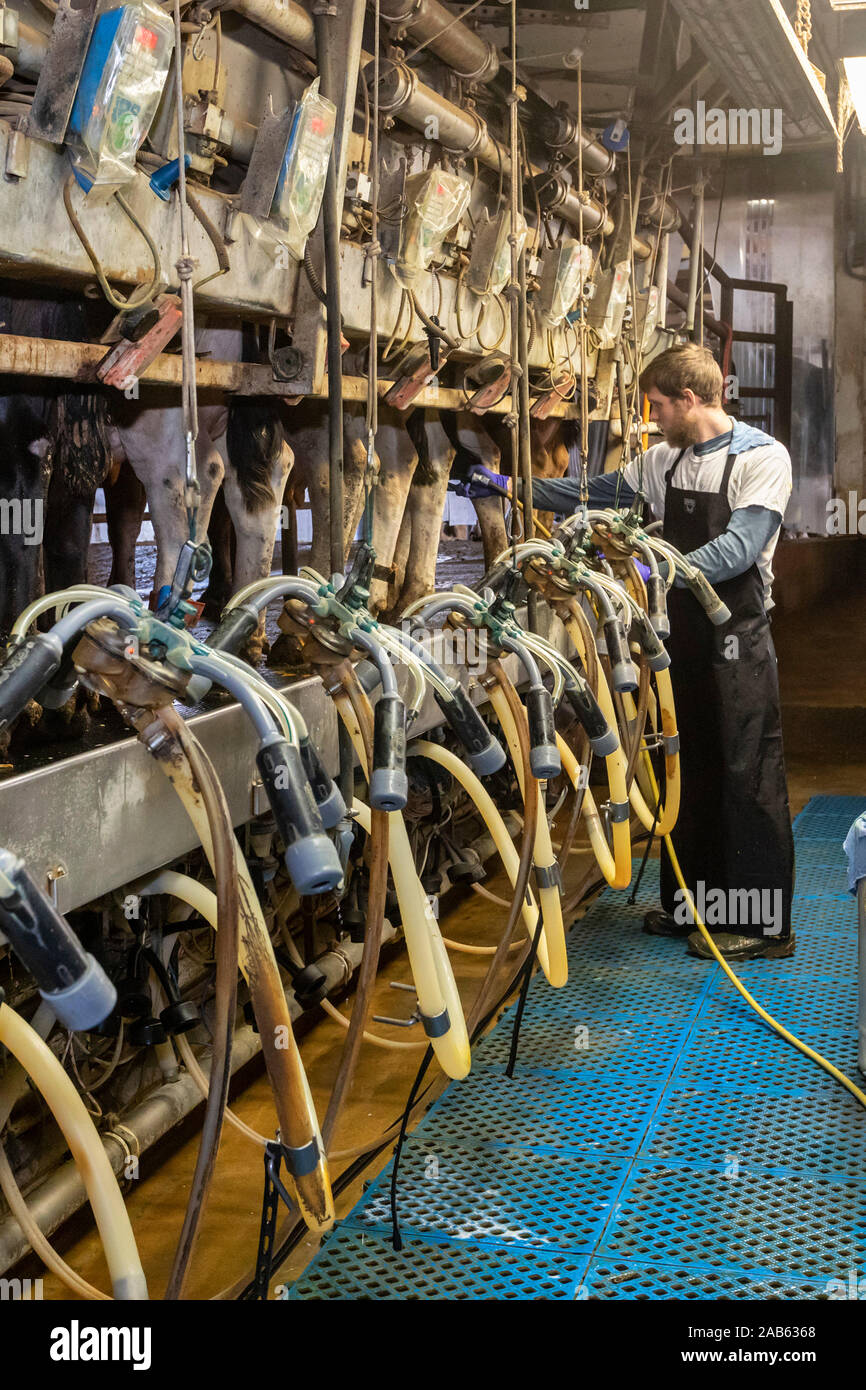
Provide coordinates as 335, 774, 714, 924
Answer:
843, 56, 866, 131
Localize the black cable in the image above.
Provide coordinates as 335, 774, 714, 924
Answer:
504, 907, 546, 1079
303, 243, 328, 307
389, 1044, 434, 1252
627, 799, 660, 905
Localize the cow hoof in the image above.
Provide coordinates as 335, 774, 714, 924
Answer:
201, 589, 230, 621
267, 631, 305, 668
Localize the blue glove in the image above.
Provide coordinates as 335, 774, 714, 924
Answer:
634, 560, 652, 583
452, 465, 510, 499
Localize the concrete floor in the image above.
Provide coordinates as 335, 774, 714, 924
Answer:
32, 583, 866, 1300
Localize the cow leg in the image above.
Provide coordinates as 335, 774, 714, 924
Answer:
392, 419, 453, 616
43, 469, 96, 597
390, 507, 412, 610
222, 434, 293, 663
104, 459, 146, 590
367, 420, 417, 614
117, 405, 225, 601
202, 484, 234, 617
472, 495, 509, 572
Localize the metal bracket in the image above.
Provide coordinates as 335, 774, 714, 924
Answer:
27, 0, 100, 145
241, 96, 295, 222
46, 863, 67, 910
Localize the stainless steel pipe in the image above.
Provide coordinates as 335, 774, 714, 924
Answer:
379, 0, 498, 84
376, 59, 614, 237
541, 108, 615, 178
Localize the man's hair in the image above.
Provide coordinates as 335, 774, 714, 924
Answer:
640, 345, 723, 406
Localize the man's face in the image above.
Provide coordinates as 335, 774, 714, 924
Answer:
646, 387, 700, 448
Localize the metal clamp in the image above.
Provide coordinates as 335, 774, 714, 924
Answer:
281, 1136, 321, 1179
421, 1008, 450, 1039
607, 799, 631, 824
662, 732, 680, 755
534, 862, 562, 892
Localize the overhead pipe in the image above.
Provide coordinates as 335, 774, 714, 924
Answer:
223, 0, 315, 54
639, 189, 681, 234
654, 231, 669, 328
376, 59, 614, 237
667, 277, 732, 368
675, 197, 731, 287
684, 178, 704, 338
541, 109, 615, 178
379, 0, 499, 84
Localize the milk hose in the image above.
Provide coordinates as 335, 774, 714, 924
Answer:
564, 593, 676, 838
411, 739, 540, 945
0, 1138, 110, 1300
559, 600, 633, 887
159, 717, 239, 1301
486, 666, 568, 988
135, 705, 334, 1233
319, 662, 392, 1147
334, 685, 471, 1080
0, 1003, 147, 1298
131, 872, 424, 1156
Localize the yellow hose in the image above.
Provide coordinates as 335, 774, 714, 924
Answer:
640, 752, 866, 1112
487, 683, 568, 988
0, 1003, 147, 1299
146, 722, 333, 1232
620, 668, 681, 835
563, 611, 634, 885
412, 739, 541, 948
0, 1141, 110, 1301
334, 695, 471, 1080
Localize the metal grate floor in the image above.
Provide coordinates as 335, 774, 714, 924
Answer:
290, 795, 866, 1300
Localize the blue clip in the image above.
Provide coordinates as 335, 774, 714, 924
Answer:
601, 119, 629, 153
149, 155, 192, 202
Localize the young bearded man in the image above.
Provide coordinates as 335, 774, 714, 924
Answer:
466, 344, 796, 960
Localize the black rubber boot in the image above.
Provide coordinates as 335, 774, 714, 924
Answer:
686, 931, 797, 961
643, 909, 692, 938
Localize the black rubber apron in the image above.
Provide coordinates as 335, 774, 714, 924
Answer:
659, 445, 795, 937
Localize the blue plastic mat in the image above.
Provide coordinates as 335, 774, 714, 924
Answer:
290, 795, 866, 1299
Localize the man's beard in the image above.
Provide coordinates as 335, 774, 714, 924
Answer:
663, 418, 700, 448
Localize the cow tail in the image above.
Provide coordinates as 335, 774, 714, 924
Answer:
226, 397, 284, 511
52, 390, 112, 498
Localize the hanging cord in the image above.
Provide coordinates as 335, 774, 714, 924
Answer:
837, 72, 855, 174
362, 0, 382, 548
504, 911, 546, 1078
63, 177, 162, 312
505, 0, 523, 562
172, 0, 202, 538
794, 0, 811, 56
576, 56, 590, 509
